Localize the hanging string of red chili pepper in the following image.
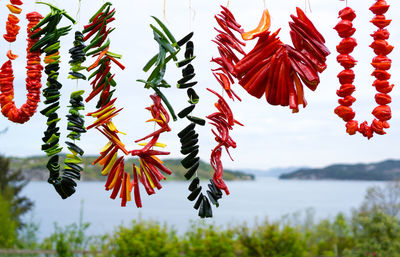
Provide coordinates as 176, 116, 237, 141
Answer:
0, 0, 44, 124
211, 6, 245, 101
83, 2, 131, 206
31, 2, 77, 198
84, 3, 180, 207
205, 6, 244, 211
235, 7, 330, 112
334, 1, 393, 138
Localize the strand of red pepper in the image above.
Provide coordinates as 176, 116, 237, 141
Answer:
84, 4, 173, 207
0, 0, 44, 124
208, 6, 244, 194
210, 5, 245, 101
333, 1, 393, 139
235, 8, 330, 112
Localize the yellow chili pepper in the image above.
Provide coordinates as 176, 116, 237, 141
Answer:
7, 4, 22, 14
101, 151, 118, 175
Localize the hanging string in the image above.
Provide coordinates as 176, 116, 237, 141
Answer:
76, 0, 82, 25
307, 0, 312, 12
189, 0, 192, 30
163, 0, 167, 21
227, 0, 230, 8
263, 0, 266, 9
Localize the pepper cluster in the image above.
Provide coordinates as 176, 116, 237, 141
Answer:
83, 2, 122, 109
205, 6, 244, 212
83, 3, 174, 207
31, 3, 76, 198
207, 88, 242, 195
62, 31, 87, 187
83, 3, 130, 206
4, 0, 22, 43
0, 11, 43, 124
138, 16, 184, 121
236, 8, 330, 112
211, 6, 245, 101
175, 37, 213, 218
333, 1, 393, 138
130, 94, 173, 207
68, 31, 87, 80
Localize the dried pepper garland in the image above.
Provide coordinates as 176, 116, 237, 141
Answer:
137, 16, 183, 121
0, 0, 44, 124
204, 6, 244, 213
175, 36, 215, 218
211, 6, 245, 101
3, 0, 22, 43
63, 31, 87, 183
235, 8, 330, 112
334, 1, 394, 138
84, 3, 175, 207
31, 2, 77, 198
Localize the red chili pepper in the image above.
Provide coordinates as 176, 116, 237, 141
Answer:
346, 120, 358, 135
334, 105, 355, 122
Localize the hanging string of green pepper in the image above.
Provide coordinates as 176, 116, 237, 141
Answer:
63, 31, 87, 186
175, 37, 214, 218
137, 16, 186, 121
30, 2, 76, 199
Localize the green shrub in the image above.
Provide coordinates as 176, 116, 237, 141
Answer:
345, 210, 400, 257
236, 219, 308, 257
108, 219, 180, 257
182, 222, 238, 257
0, 193, 17, 248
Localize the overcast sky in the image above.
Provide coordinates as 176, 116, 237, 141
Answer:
0, 0, 399, 170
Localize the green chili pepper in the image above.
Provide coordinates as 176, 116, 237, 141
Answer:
89, 2, 112, 22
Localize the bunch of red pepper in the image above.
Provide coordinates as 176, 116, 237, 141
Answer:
85, 3, 174, 207
4, 0, 22, 43
83, 2, 124, 109
206, 88, 243, 195
130, 94, 173, 208
334, 1, 393, 138
0, 11, 43, 124
211, 6, 245, 101
235, 8, 330, 112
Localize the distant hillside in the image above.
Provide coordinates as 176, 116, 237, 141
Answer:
10, 156, 254, 182
280, 159, 400, 181
246, 167, 308, 177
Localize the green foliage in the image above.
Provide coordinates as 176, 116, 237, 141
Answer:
344, 210, 400, 257
0, 194, 17, 248
182, 222, 237, 257
108, 219, 180, 257
40, 202, 98, 257
0, 155, 33, 228
236, 219, 308, 257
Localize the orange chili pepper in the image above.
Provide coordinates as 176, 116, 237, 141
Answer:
6, 4, 22, 14
241, 9, 271, 41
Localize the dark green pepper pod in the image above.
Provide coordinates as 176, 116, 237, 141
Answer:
184, 160, 199, 180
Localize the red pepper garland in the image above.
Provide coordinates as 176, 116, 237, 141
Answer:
333, 1, 394, 138
206, 88, 243, 195
211, 6, 245, 101
4, 0, 22, 43
208, 6, 244, 198
0, 0, 43, 124
235, 8, 330, 112
84, 3, 174, 207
